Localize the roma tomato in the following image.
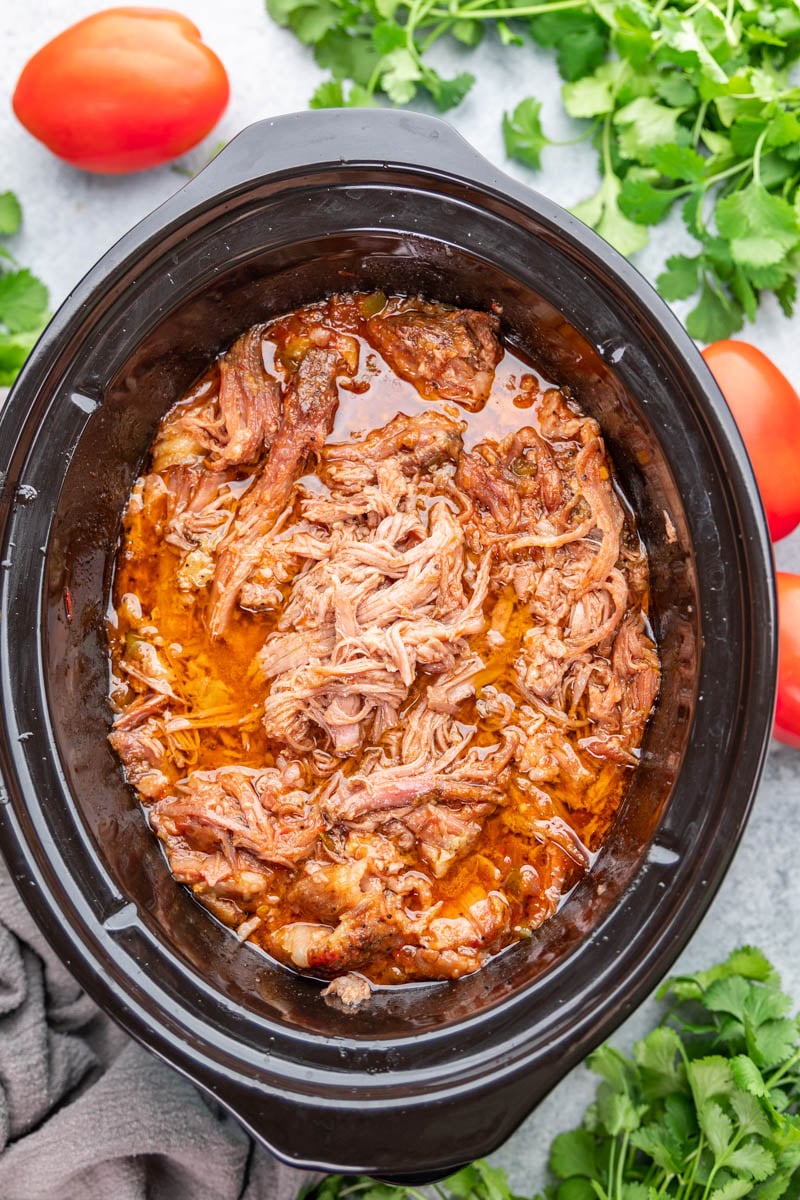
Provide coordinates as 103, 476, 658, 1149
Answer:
702, 340, 800, 543
12, 8, 229, 174
775, 572, 800, 748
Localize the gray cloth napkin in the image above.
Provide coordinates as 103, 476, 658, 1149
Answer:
0, 856, 312, 1200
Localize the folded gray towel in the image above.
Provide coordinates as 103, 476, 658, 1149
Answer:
0, 857, 311, 1200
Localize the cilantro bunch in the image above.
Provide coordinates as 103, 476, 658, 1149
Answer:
539, 945, 800, 1200
304, 947, 800, 1200
266, 0, 800, 340
0, 191, 49, 386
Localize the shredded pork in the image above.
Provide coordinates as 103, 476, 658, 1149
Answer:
108, 292, 660, 995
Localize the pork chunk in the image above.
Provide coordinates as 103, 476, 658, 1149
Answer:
367, 300, 502, 410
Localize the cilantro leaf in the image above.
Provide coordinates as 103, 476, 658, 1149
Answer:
563, 63, 625, 118
0, 192, 48, 384
446, 1160, 516, 1200
313, 30, 380, 86
503, 99, 549, 170
729, 1057, 770, 1101
776, 274, 797, 316
701, 128, 733, 156
715, 183, 800, 268
614, 96, 689, 159
452, 18, 483, 45
703, 976, 750, 1021
656, 73, 698, 106
573, 172, 650, 256
634, 1026, 685, 1097
0, 329, 41, 387
709, 1182, 759, 1200
555, 1180, 596, 1200
658, 253, 701, 300
686, 277, 744, 341
618, 174, 680, 224
379, 47, 422, 104
649, 143, 707, 181
728, 1143, 777, 1180
610, 2, 658, 67
596, 1088, 643, 1136
529, 11, 608, 81
549, 1130, 597, 1180
699, 1098, 735, 1158
658, 10, 728, 84
768, 110, 800, 148
730, 116, 768, 156
0, 192, 22, 237
630, 1123, 685, 1174
729, 1089, 771, 1137
749, 1018, 799, 1069
0, 269, 49, 335
745, 985, 793, 1027
310, 79, 374, 107
267, 0, 342, 44
663, 947, 779, 1000
423, 69, 474, 111
265, 0, 311, 28
372, 21, 406, 53
726, 948, 781, 985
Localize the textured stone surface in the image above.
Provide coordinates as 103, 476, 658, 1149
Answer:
2, 3, 800, 1191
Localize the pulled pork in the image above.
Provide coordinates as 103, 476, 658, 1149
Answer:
108, 292, 659, 994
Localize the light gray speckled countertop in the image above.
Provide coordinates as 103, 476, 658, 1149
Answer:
2, 3, 800, 1192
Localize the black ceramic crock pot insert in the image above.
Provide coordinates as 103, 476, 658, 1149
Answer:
0, 111, 776, 1178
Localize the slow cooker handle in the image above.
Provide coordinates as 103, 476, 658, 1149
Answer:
167, 109, 508, 210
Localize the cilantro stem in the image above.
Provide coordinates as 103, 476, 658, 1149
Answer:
705, 160, 752, 186
366, 60, 384, 97
406, 0, 435, 43
752, 125, 769, 187
606, 1139, 616, 1200
549, 121, 600, 146
676, 1135, 705, 1200
420, 19, 452, 49
699, 1124, 749, 1200
420, 0, 500, 50
691, 100, 708, 147
767, 1047, 800, 1089
427, 0, 585, 19
650, 158, 751, 230
615, 1131, 630, 1200
601, 115, 614, 183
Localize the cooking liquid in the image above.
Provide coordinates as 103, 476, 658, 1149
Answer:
108, 294, 653, 984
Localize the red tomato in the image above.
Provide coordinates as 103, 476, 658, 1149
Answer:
775, 572, 800, 748
12, 8, 229, 174
701, 340, 800, 542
